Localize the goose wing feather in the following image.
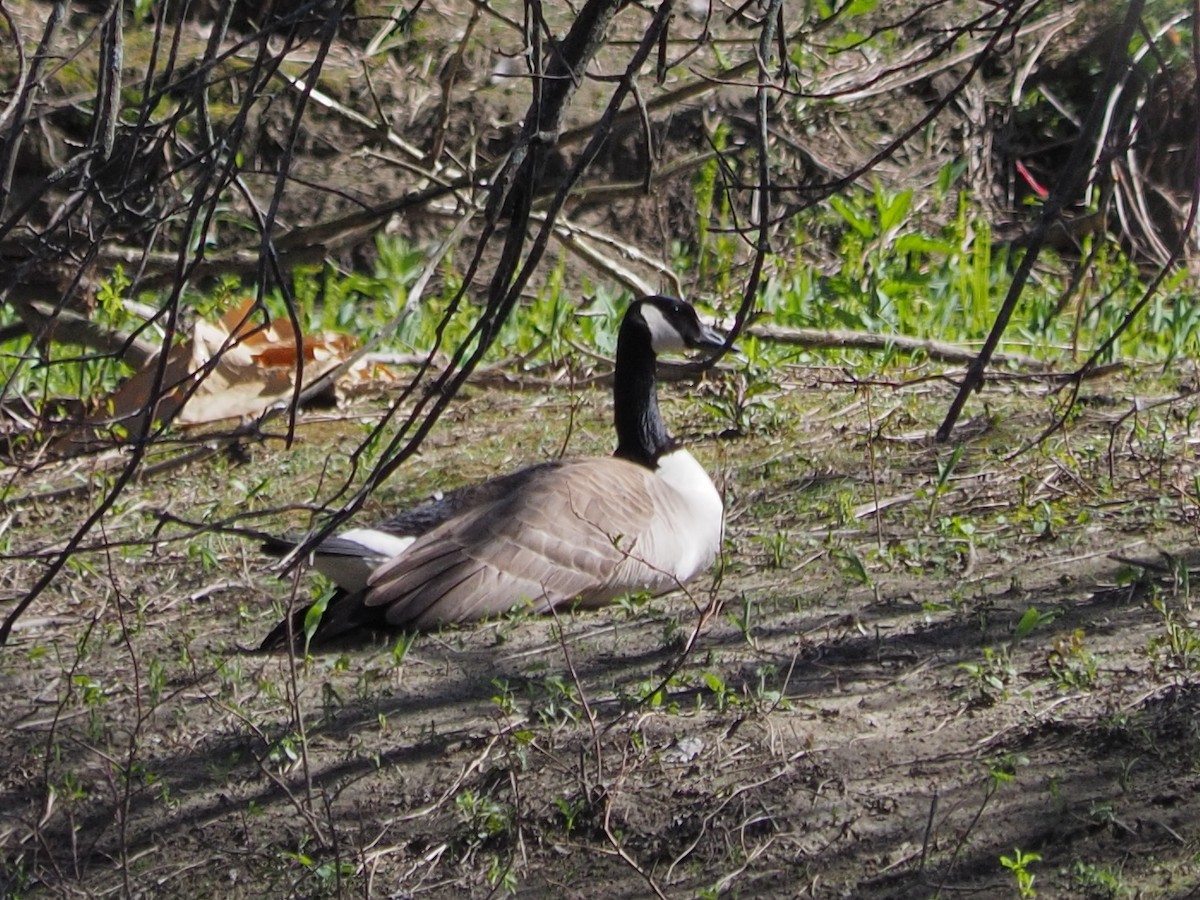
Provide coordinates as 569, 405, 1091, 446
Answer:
375, 461, 563, 536
363, 457, 703, 628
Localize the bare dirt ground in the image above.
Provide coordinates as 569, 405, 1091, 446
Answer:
4, 366, 1200, 898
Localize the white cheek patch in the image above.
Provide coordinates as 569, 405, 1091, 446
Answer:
640, 303, 688, 354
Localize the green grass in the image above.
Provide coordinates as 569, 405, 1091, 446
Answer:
258, 175, 1200, 378
2, 164, 1194, 421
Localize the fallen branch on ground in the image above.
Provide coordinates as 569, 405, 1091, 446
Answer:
749, 323, 1049, 371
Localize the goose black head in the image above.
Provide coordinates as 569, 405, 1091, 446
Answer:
632, 295, 727, 356
613, 295, 728, 466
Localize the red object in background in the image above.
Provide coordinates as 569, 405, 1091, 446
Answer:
1015, 159, 1050, 199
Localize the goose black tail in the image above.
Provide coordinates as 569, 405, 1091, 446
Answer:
259, 589, 390, 652
261, 535, 301, 558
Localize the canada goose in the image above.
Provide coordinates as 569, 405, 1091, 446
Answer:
260, 295, 727, 649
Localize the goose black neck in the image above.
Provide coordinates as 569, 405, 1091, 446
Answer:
613, 313, 675, 468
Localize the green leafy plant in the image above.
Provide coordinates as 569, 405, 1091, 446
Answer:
831, 546, 873, 587
1013, 606, 1058, 640
614, 589, 655, 620
454, 788, 511, 845
1047, 630, 1099, 690
624, 674, 684, 713
1071, 859, 1124, 898
1000, 847, 1042, 898
927, 445, 965, 522
285, 847, 356, 895
554, 795, 588, 834
751, 664, 790, 711
266, 734, 303, 774
957, 646, 1016, 705
726, 591, 758, 648
753, 530, 793, 569
988, 753, 1028, 789
485, 853, 519, 894
531, 675, 581, 727
702, 352, 782, 437
1146, 599, 1200, 677
390, 631, 418, 667
702, 670, 739, 712
491, 678, 517, 717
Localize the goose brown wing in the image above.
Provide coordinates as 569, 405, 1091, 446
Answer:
363, 457, 692, 628
374, 460, 563, 536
